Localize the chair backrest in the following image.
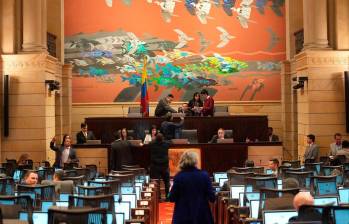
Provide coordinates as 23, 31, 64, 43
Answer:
0, 195, 33, 212
260, 188, 300, 199
88, 179, 121, 194
181, 129, 198, 144
0, 178, 15, 195
284, 171, 313, 188
304, 163, 322, 175
214, 112, 230, 117
227, 171, 254, 185
48, 207, 108, 224
62, 175, 85, 186
224, 129, 233, 138
86, 165, 98, 180
77, 185, 112, 196
297, 205, 331, 223
249, 167, 264, 174
17, 184, 56, 201
63, 162, 79, 170
68, 194, 115, 213
246, 177, 278, 191
282, 160, 301, 168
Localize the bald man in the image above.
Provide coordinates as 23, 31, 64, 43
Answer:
289, 192, 322, 222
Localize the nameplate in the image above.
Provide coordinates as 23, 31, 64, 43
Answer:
135, 210, 144, 216
140, 201, 149, 206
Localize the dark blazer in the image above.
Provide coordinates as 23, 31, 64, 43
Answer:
149, 141, 170, 168
76, 131, 96, 144
160, 119, 184, 140
209, 135, 219, 143
188, 99, 203, 116
111, 140, 133, 171
169, 167, 215, 224
304, 143, 320, 162
202, 96, 214, 117
155, 98, 177, 117
49, 142, 78, 168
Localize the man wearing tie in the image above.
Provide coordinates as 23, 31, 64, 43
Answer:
76, 123, 95, 144
304, 134, 319, 162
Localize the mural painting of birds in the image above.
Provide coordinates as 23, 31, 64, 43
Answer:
174, 29, 194, 49
216, 26, 235, 48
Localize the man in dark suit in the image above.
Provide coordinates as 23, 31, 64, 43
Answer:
50, 135, 78, 168
201, 89, 214, 116
155, 94, 177, 117
160, 112, 184, 140
304, 134, 320, 162
149, 133, 170, 200
268, 127, 279, 142
76, 123, 96, 144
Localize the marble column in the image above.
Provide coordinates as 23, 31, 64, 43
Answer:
22, 0, 47, 52
303, 0, 330, 49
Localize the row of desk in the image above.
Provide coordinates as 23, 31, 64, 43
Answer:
85, 116, 269, 144
74, 142, 283, 175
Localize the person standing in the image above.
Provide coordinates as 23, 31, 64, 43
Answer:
155, 94, 177, 117
160, 112, 184, 140
201, 89, 214, 117
188, 92, 203, 116
50, 135, 78, 168
304, 134, 319, 162
149, 133, 170, 200
169, 151, 215, 224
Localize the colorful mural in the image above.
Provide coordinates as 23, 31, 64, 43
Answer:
65, 0, 285, 103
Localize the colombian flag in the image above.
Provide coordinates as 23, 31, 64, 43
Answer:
140, 57, 149, 117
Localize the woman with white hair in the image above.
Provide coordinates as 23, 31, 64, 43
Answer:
169, 151, 215, 224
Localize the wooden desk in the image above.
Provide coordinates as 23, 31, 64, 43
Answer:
85, 116, 268, 144
74, 142, 282, 175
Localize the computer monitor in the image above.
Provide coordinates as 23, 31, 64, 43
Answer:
230, 185, 245, 199
0, 199, 14, 205
263, 210, 298, 224
121, 186, 134, 194
41, 201, 53, 212
20, 212, 48, 224
86, 140, 101, 144
135, 186, 141, 200
246, 185, 253, 193
171, 139, 189, 144
339, 188, 349, 204
115, 201, 131, 220
122, 194, 137, 209
217, 138, 234, 143
250, 200, 260, 219
334, 208, 349, 224
59, 194, 69, 202
56, 201, 69, 207
13, 170, 22, 182
107, 213, 125, 224
266, 169, 273, 175
314, 196, 339, 206
219, 178, 228, 187
317, 181, 338, 195
213, 172, 227, 183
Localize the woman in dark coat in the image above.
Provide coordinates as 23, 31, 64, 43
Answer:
169, 151, 215, 224
188, 92, 203, 116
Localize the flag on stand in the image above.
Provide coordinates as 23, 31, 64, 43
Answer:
140, 57, 149, 117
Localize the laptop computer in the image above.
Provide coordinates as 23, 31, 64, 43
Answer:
219, 178, 228, 187
171, 139, 189, 144
86, 139, 101, 144
263, 210, 298, 224
230, 185, 245, 199
20, 212, 48, 224
217, 138, 234, 143
317, 181, 338, 195
250, 200, 260, 219
314, 196, 339, 206
333, 207, 349, 224
213, 172, 227, 183
339, 188, 349, 204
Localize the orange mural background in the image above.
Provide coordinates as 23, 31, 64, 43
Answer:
64, 0, 286, 103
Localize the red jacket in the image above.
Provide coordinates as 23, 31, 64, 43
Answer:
202, 96, 214, 116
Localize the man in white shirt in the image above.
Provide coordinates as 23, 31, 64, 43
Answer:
329, 133, 342, 156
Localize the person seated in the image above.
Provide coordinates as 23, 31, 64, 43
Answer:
160, 112, 184, 140
267, 127, 279, 142
335, 140, 349, 161
50, 134, 78, 168
76, 122, 96, 144
304, 134, 319, 162
116, 128, 133, 141
178, 103, 193, 116
289, 192, 322, 222
330, 133, 342, 156
144, 125, 158, 144
188, 92, 203, 116
155, 94, 177, 117
17, 153, 30, 166
200, 89, 214, 117
209, 128, 226, 143
41, 170, 74, 194
22, 171, 38, 186
268, 158, 279, 176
